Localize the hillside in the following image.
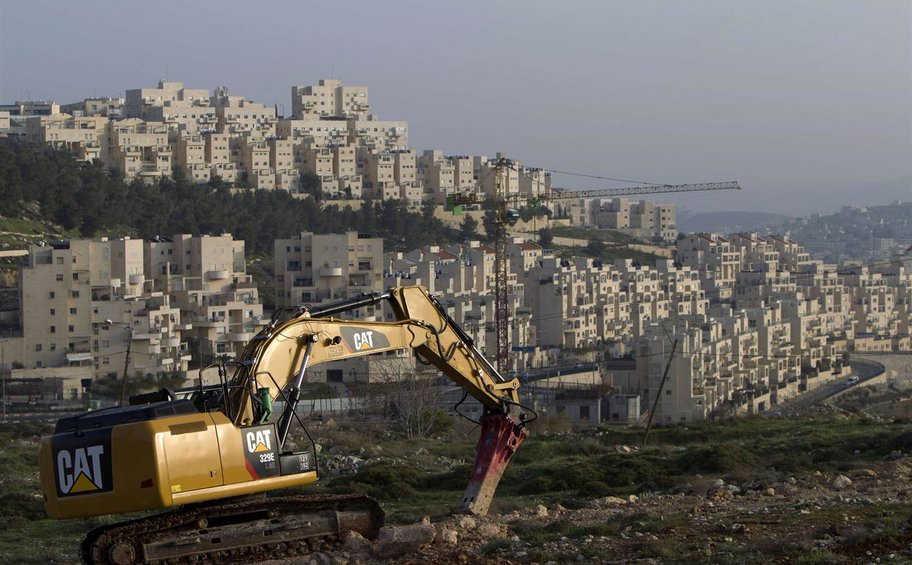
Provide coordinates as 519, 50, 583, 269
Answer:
677, 210, 792, 235
0, 141, 457, 256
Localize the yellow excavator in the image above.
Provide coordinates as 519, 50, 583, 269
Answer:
39, 286, 531, 564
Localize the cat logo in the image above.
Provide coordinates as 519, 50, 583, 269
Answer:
56, 445, 106, 495
340, 327, 391, 353
245, 429, 273, 454
352, 330, 375, 351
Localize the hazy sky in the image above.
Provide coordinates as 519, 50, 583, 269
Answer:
1, 1, 909, 215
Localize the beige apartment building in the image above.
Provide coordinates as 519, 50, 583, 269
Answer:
103, 119, 172, 182
24, 114, 107, 162
677, 233, 740, 302
291, 79, 370, 119
564, 198, 677, 242
274, 232, 384, 310
8, 234, 263, 379
61, 97, 124, 118
125, 81, 210, 121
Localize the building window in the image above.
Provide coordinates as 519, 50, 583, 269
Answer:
50, 309, 56, 316
56, 274, 64, 281
69, 325, 74, 332
50, 326, 56, 333
71, 291, 79, 298
70, 308, 77, 315
580, 405, 590, 420
35, 344, 42, 352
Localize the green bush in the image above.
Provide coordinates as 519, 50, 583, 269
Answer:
675, 443, 760, 474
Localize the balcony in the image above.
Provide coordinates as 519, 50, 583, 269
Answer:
320, 267, 343, 277
227, 330, 255, 342
128, 274, 144, 285
207, 270, 229, 280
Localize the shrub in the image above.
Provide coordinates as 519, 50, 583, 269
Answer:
675, 444, 760, 475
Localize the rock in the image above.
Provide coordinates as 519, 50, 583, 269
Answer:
342, 530, 372, 558
313, 443, 323, 454
456, 516, 477, 530
724, 484, 741, 495
591, 496, 627, 507
329, 445, 347, 455
832, 475, 853, 490
436, 526, 458, 545
421, 515, 432, 526
303, 553, 332, 565
710, 478, 726, 488
535, 504, 549, 518
763, 487, 776, 497
325, 418, 337, 428
413, 447, 429, 456
373, 524, 436, 559
330, 558, 348, 565
476, 523, 508, 539
855, 468, 878, 478
553, 503, 567, 514
627, 494, 639, 503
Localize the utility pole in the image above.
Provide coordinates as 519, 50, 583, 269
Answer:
493, 157, 510, 374
120, 327, 133, 406
642, 338, 678, 447
1, 339, 7, 422
107, 319, 133, 406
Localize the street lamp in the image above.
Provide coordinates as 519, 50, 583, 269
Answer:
106, 319, 133, 406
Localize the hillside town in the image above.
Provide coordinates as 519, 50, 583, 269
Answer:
0, 81, 909, 427
1, 80, 676, 243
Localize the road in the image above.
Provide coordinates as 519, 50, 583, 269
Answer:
765, 359, 884, 417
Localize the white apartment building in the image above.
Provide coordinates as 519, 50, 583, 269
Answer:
274, 232, 384, 310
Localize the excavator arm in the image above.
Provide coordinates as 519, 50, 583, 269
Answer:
224, 285, 528, 515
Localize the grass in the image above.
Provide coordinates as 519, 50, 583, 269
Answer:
550, 226, 643, 245
4, 414, 912, 562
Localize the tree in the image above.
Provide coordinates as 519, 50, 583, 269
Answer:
586, 238, 607, 257
300, 171, 322, 202
459, 215, 479, 241
538, 227, 554, 248
362, 361, 449, 439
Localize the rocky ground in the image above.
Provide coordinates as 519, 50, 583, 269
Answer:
262, 457, 912, 565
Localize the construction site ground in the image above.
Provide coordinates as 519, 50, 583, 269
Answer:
4, 411, 912, 564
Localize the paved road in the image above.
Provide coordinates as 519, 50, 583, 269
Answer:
764, 359, 884, 417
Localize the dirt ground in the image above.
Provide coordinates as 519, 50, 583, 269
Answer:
262, 457, 912, 565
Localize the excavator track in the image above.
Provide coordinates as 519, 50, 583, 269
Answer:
80, 494, 384, 565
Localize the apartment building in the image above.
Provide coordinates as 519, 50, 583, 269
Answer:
148, 234, 265, 360
291, 79, 370, 119
677, 233, 740, 302
103, 119, 171, 182
0, 100, 59, 116
61, 97, 124, 118
274, 232, 384, 310
24, 114, 107, 162
8, 234, 263, 379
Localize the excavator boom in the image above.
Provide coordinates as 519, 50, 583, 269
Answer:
39, 285, 529, 563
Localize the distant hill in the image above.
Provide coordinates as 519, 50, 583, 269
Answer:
677, 211, 793, 234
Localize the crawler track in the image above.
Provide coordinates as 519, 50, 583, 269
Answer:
81, 494, 383, 564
